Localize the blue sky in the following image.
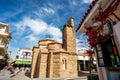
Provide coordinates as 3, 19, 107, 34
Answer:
0, 0, 92, 59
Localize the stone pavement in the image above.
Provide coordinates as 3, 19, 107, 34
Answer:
0, 68, 11, 79
0, 68, 22, 80
10, 69, 31, 80
33, 77, 87, 80
0, 68, 87, 80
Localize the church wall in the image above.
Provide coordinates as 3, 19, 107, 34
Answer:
39, 39, 57, 46
62, 26, 67, 50
62, 25, 76, 52
31, 18, 77, 78
38, 53, 48, 78
31, 47, 39, 78
68, 54, 78, 77
59, 53, 77, 78
60, 53, 69, 78
66, 26, 76, 52
39, 45, 48, 52
53, 53, 61, 77
47, 52, 53, 78
48, 43, 62, 51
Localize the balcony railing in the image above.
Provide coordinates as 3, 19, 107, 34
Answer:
0, 30, 9, 36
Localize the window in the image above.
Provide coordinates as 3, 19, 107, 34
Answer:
62, 58, 67, 70
101, 37, 120, 67
96, 44, 105, 67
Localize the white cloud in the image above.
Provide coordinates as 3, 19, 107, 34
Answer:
47, 26, 62, 43
33, 10, 43, 17
23, 17, 48, 35
42, 7, 55, 15
76, 37, 90, 53
47, 26, 62, 38
13, 17, 62, 43
25, 34, 38, 42
13, 17, 48, 35
23, 34, 39, 48
68, 0, 77, 6
34, 7, 55, 17
82, 0, 93, 3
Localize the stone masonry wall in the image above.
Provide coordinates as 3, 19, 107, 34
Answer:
62, 25, 76, 52
60, 53, 69, 78
31, 47, 39, 78
53, 53, 60, 77
38, 53, 48, 78
68, 54, 77, 77
59, 53, 77, 78
47, 52, 53, 78
66, 26, 76, 52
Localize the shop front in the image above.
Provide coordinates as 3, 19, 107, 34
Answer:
14, 60, 31, 68
76, 0, 120, 80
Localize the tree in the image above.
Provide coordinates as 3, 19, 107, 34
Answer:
3, 54, 10, 65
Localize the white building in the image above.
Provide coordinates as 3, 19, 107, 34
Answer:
14, 48, 32, 67
77, 52, 97, 75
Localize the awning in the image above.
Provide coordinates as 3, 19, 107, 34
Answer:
14, 60, 31, 65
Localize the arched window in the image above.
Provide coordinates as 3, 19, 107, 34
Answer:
62, 58, 67, 70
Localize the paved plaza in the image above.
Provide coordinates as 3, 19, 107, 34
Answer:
0, 68, 87, 80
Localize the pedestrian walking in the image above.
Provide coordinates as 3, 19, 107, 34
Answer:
7, 64, 14, 74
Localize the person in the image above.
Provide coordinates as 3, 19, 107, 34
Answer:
7, 64, 14, 74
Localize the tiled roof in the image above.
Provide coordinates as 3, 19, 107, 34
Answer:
76, 0, 98, 32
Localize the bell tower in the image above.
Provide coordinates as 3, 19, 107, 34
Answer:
62, 18, 76, 52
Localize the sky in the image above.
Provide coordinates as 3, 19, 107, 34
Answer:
0, 0, 92, 59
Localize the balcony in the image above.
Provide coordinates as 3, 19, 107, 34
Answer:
0, 30, 9, 36
0, 43, 5, 48
0, 45, 7, 55
0, 55, 3, 59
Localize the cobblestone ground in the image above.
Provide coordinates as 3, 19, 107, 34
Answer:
0, 69, 87, 80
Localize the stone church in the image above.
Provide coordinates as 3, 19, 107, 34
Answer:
30, 18, 77, 78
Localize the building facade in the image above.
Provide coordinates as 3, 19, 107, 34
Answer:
31, 18, 77, 78
76, 0, 120, 80
0, 22, 11, 67
77, 52, 96, 70
14, 48, 32, 67
77, 52, 97, 76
